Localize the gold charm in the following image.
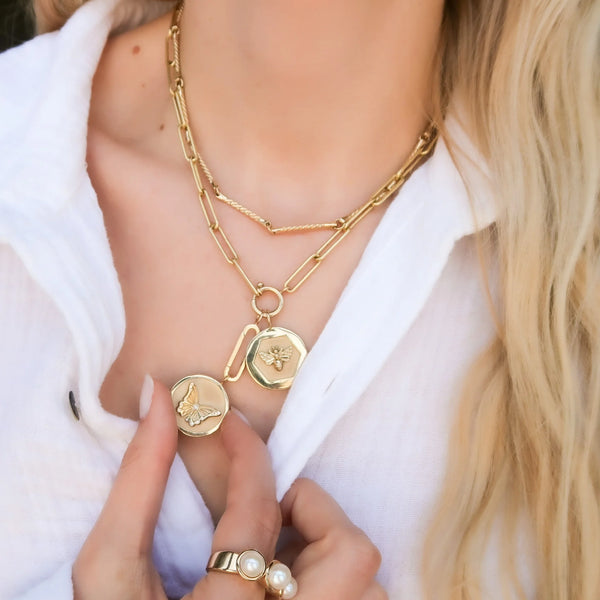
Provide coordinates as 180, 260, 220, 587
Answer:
171, 375, 229, 437
246, 327, 307, 390
258, 345, 294, 371
177, 382, 222, 426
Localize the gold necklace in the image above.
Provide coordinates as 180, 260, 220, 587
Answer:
166, 2, 438, 437
196, 150, 386, 235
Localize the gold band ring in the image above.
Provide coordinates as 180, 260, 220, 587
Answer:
206, 550, 298, 598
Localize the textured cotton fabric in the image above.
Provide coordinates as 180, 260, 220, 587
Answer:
0, 0, 526, 598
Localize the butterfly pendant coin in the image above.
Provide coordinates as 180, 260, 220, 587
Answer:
171, 375, 229, 436
246, 327, 307, 390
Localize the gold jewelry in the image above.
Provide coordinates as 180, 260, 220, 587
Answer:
194, 149, 388, 236
207, 550, 298, 598
171, 375, 228, 437
166, 2, 438, 436
207, 549, 266, 580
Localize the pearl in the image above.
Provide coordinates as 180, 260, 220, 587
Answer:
266, 562, 292, 591
282, 577, 298, 599
237, 550, 266, 580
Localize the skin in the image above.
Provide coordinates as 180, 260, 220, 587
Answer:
81, 0, 444, 595
73, 381, 387, 599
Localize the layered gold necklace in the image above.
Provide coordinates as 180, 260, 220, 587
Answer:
166, 2, 438, 437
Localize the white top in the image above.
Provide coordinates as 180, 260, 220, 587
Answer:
0, 0, 514, 598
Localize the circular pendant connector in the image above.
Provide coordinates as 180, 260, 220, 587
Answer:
251, 286, 284, 319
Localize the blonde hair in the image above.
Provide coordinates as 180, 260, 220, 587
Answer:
426, 0, 600, 598
33, 0, 80, 32
33, 0, 600, 598
33, 0, 170, 33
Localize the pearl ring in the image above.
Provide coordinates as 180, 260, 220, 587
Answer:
207, 549, 298, 598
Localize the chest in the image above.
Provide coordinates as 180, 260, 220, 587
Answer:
0, 224, 501, 600
87, 130, 388, 518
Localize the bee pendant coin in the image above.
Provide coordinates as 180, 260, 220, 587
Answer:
171, 375, 229, 436
245, 327, 307, 390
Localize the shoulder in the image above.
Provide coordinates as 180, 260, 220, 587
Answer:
0, 33, 59, 134
89, 10, 172, 146
0, 0, 115, 222
0, 33, 64, 198
0, 1, 129, 354
0, 0, 173, 216
0, 0, 117, 136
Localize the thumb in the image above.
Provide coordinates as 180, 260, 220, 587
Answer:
91, 375, 178, 555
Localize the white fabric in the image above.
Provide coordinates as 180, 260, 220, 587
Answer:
0, 0, 523, 598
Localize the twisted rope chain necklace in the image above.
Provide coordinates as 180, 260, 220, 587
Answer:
166, 1, 438, 436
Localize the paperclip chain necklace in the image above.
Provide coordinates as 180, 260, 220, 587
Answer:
194, 145, 388, 236
166, 1, 438, 437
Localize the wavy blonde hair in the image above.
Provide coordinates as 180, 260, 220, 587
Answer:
32, 0, 85, 33
425, 1, 600, 599
33, 0, 600, 598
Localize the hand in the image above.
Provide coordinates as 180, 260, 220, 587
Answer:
279, 479, 387, 600
72, 376, 386, 599
72, 377, 281, 600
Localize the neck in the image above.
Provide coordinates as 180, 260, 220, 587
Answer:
177, 0, 444, 218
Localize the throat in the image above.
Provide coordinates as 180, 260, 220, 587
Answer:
174, 0, 444, 219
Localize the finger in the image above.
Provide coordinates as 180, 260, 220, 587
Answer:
90, 375, 178, 555
274, 526, 305, 567
280, 478, 355, 543
190, 410, 281, 600
281, 479, 381, 599
189, 411, 280, 600
362, 582, 389, 600
215, 410, 280, 553
290, 535, 381, 600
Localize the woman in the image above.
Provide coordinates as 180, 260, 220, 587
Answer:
0, 0, 598, 598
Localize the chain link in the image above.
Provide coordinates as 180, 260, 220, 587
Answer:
166, 2, 438, 302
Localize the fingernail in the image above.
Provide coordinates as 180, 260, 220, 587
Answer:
231, 407, 251, 426
139, 374, 154, 420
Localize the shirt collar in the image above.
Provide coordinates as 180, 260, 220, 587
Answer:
269, 127, 497, 498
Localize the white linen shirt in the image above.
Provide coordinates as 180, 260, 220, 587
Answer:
0, 0, 511, 598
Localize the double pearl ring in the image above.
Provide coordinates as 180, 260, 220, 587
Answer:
207, 550, 298, 598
